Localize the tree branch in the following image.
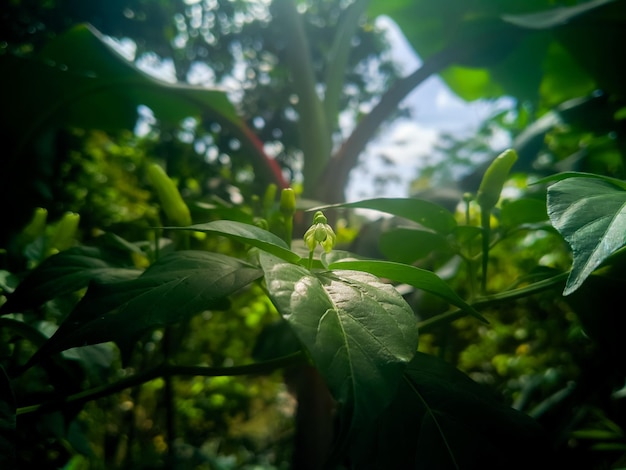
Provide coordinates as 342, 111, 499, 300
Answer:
16, 352, 306, 416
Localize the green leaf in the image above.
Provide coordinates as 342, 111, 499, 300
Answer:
547, 176, 626, 295
2, 23, 285, 190
380, 228, 452, 264
0, 246, 141, 315
535, 171, 626, 189
328, 260, 487, 323
312, 198, 457, 234
259, 252, 419, 432
348, 352, 550, 468
27, 251, 262, 360
0, 366, 16, 470
3, 25, 236, 145
368, 0, 615, 103
500, 198, 549, 229
165, 220, 300, 263
501, 0, 615, 29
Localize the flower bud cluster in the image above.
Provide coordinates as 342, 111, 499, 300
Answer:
304, 211, 336, 253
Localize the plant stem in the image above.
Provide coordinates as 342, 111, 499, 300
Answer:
417, 272, 569, 333
16, 352, 306, 416
272, 0, 331, 195
162, 328, 176, 465
481, 210, 490, 294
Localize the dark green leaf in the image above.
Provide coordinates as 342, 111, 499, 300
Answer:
348, 352, 551, 469
0, 366, 15, 470
368, 0, 616, 103
166, 220, 300, 263
320, 250, 365, 268
28, 251, 262, 359
500, 198, 549, 229
501, 0, 615, 29
380, 228, 452, 264
0, 246, 141, 315
547, 176, 626, 295
328, 259, 487, 323
312, 198, 457, 234
566, 273, 626, 362
2, 24, 284, 190
535, 171, 626, 189
259, 252, 419, 431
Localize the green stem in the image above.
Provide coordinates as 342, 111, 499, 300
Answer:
480, 209, 490, 294
323, 0, 371, 135
16, 352, 306, 416
284, 217, 293, 249
272, 0, 331, 195
417, 272, 569, 333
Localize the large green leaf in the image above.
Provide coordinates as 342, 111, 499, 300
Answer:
547, 175, 626, 295
328, 260, 487, 323
500, 198, 549, 230
0, 246, 140, 315
312, 198, 457, 234
166, 220, 301, 263
501, 0, 616, 29
348, 352, 551, 468
368, 0, 618, 103
27, 251, 262, 362
379, 228, 452, 264
0, 366, 16, 470
259, 252, 419, 432
2, 23, 284, 187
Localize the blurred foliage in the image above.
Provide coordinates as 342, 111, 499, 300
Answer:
2, 0, 626, 469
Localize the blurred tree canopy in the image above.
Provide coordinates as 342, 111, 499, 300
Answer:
1, 0, 401, 246
2, 1, 626, 468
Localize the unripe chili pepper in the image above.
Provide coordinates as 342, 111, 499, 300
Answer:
279, 188, 296, 218
476, 149, 517, 293
146, 163, 192, 227
22, 207, 48, 243
263, 183, 278, 216
279, 188, 297, 247
476, 149, 518, 212
47, 211, 80, 256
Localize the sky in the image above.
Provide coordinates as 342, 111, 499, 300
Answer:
345, 16, 514, 202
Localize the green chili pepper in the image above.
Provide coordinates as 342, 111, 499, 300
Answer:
263, 183, 278, 216
22, 207, 48, 243
146, 163, 192, 227
48, 212, 80, 256
476, 149, 517, 293
476, 149, 518, 212
279, 188, 296, 218
279, 188, 297, 247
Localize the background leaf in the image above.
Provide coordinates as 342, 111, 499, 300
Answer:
501, 0, 616, 29
380, 228, 452, 264
547, 175, 626, 295
0, 366, 16, 470
348, 352, 551, 469
28, 251, 262, 360
0, 246, 140, 315
313, 198, 457, 234
500, 198, 549, 229
259, 252, 419, 433
166, 220, 300, 263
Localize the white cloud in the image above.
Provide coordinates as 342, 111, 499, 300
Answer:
435, 88, 467, 110
372, 120, 440, 165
